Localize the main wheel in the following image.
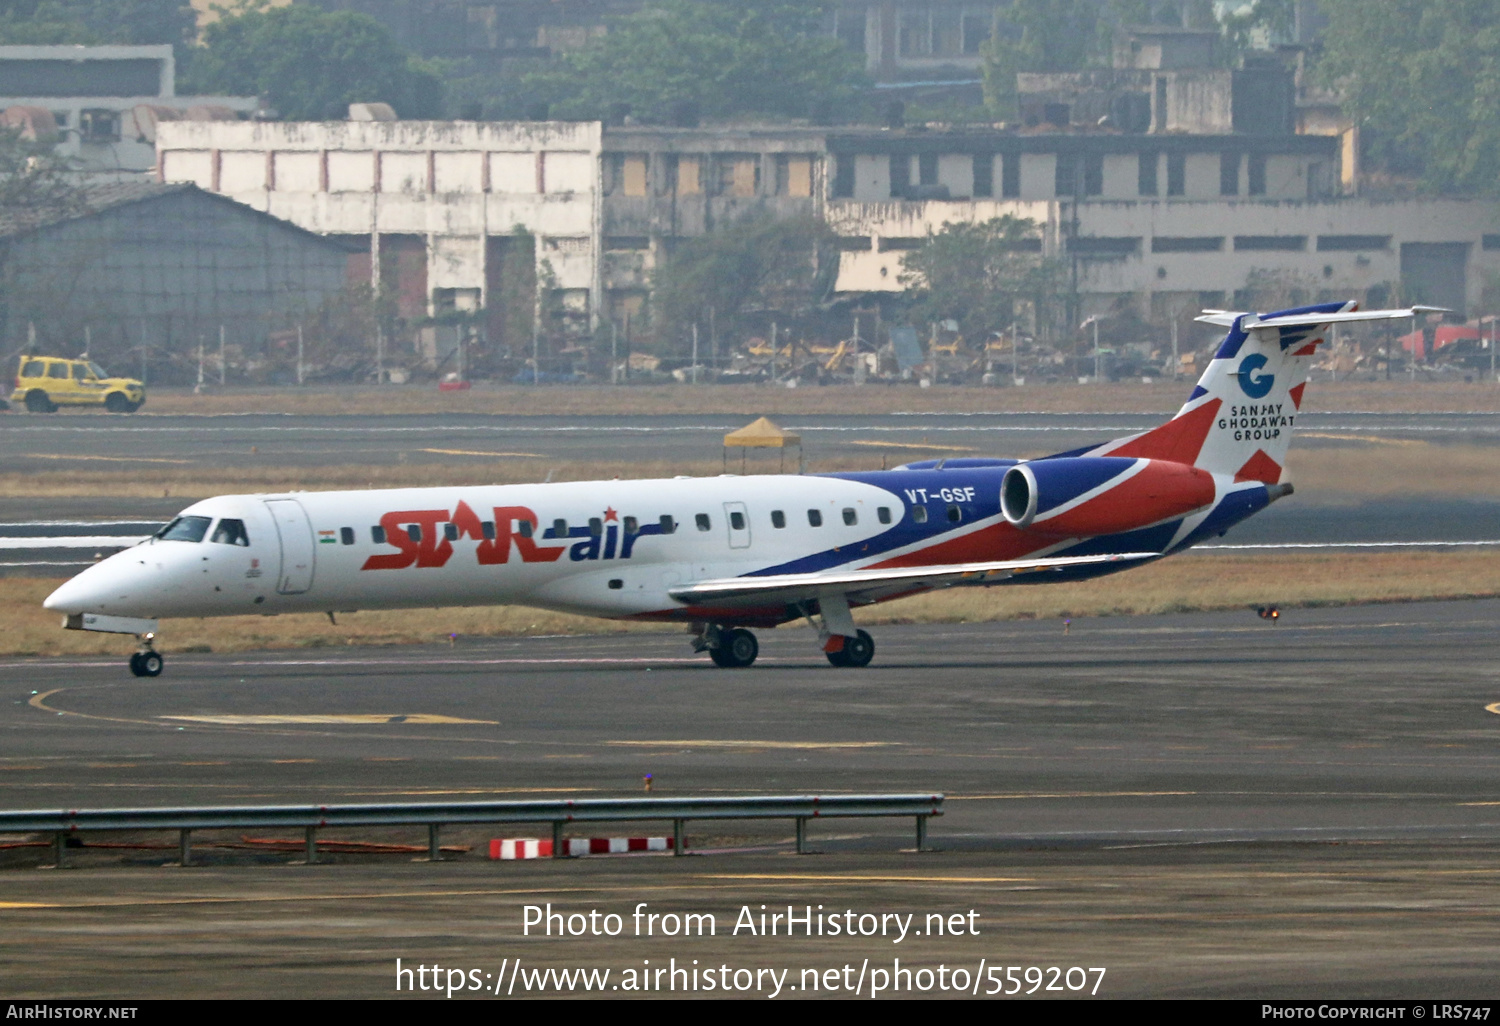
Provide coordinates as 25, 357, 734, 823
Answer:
709, 627, 758, 668
128, 653, 143, 676
132, 652, 163, 677
24, 390, 55, 414
104, 392, 132, 413
826, 630, 874, 668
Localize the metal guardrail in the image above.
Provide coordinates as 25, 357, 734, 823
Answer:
2, 794, 944, 867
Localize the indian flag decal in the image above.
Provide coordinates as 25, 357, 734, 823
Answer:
318, 530, 337, 544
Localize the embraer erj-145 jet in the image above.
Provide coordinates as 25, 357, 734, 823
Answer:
46, 302, 1434, 677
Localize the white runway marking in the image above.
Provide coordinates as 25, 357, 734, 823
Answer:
158, 714, 498, 726
1202, 540, 1500, 550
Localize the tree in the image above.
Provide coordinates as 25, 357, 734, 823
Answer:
898, 216, 1062, 342
0, 1, 195, 46
184, 4, 444, 120
526, 0, 866, 124
1318, 0, 1500, 196
649, 215, 838, 356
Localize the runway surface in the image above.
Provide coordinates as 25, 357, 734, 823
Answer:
3, 601, 1500, 996
3, 410, 1499, 574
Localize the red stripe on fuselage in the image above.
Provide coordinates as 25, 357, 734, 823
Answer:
868, 520, 1055, 569
1100, 398, 1221, 465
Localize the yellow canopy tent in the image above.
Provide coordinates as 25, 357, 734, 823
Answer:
723, 416, 802, 473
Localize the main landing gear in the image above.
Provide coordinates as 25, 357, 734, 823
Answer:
824, 629, 875, 668
128, 634, 163, 677
693, 624, 759, 668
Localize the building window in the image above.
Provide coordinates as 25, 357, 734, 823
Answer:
1153, 236, 1223, 253
1318, 235, 1391, 252
79, 108, 120, 143
1001, 154, 1020, 198
771, 510, 786, 528
776, 154, 813, 197
675, 155, 702, 196
1138, 152, 1158, 196
889, 154, 910, 198
1234, 236, 1307, 251
1083, 154, 1103, 196
807, 509, 824, 527
1220, 152, 1241, 196
918, 152, 938, 186
833, 155, 855, 198
1166, 153, 1186, 196
695, 513, 711, 531
717, 155, 759, 197
1247, 153, 1266, 196
1054, 153, 1078, 197
900, 7, 930, 55
972, 155, 993, 197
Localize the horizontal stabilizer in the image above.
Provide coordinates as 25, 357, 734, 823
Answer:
1194, 306, 1449, 329
669, 552, 1158, 606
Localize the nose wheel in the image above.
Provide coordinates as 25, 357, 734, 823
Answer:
129, 635, 164, 677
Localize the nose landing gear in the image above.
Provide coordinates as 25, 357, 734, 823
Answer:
128, 634, 164, 677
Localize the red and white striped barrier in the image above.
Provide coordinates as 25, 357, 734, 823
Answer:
489, 836, 674, 860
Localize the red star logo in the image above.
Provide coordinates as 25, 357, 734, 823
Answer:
603, 507, 618, 522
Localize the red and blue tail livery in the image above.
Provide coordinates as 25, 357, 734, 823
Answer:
45, 303, 1440, 676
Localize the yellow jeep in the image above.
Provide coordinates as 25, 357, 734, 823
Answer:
11, 356, 146, 414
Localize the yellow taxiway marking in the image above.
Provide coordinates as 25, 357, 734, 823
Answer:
158, 714, 497, 726
606, 740, 898, 750
0, 902, 56, 909
1484, 702, 1500, 716
420, 448, 543, 458
848, 441, 978, 453
28, 453, 193, 464
702, 874, 1032, 884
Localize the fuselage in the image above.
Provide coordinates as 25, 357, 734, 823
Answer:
43, 463, 1266, 627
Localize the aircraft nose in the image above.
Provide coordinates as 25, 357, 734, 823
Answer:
44, 560, 129, 614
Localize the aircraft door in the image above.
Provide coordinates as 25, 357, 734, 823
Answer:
723, 501, 751, 549
265, 499, 315, 594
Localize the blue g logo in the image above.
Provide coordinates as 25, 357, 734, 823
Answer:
1237, 353, 1274, 399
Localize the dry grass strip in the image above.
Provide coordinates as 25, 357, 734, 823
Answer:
6, 549, 1498, 658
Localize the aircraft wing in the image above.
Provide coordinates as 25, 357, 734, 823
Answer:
668, 552, 1159, 607
1194, 306, 1448, 329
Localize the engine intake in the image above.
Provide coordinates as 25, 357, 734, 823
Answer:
1001, 457, 1215, 537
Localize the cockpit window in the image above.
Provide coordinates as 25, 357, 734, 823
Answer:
156, 516, 211, 543
210, 518, 250, 546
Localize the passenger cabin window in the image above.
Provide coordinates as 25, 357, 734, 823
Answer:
807, 509, 823, 527
589, 517, 603, 537
552, 518, 568, 537
340, 527, 355, 545
695, 513, 711, 532
482, 521, 497, 540
911, 505, 928, 524
729, 510, 746, 530
877, 506, 892, 525
842, 508, 857, 526
406, 524, 422, 543
771, 510, 786, 529
947, 504, 962, 522
157, 516, 211, 543
659, 515, 676, 534
372, 525, 386, 544
209, 518, 250, 546
443, 523, 459, 541
516, 519, 532, 538
623, 516, 638, 534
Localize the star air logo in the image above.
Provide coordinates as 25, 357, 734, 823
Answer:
1236, 352, 1275, 399
360, 502, 665, 572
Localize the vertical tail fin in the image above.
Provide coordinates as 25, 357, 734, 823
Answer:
1079, 302, 1438, 483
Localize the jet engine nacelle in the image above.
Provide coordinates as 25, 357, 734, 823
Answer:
1001, 457, 1216, 536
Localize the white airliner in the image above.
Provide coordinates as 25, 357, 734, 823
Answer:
44, 303, 1434, 677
